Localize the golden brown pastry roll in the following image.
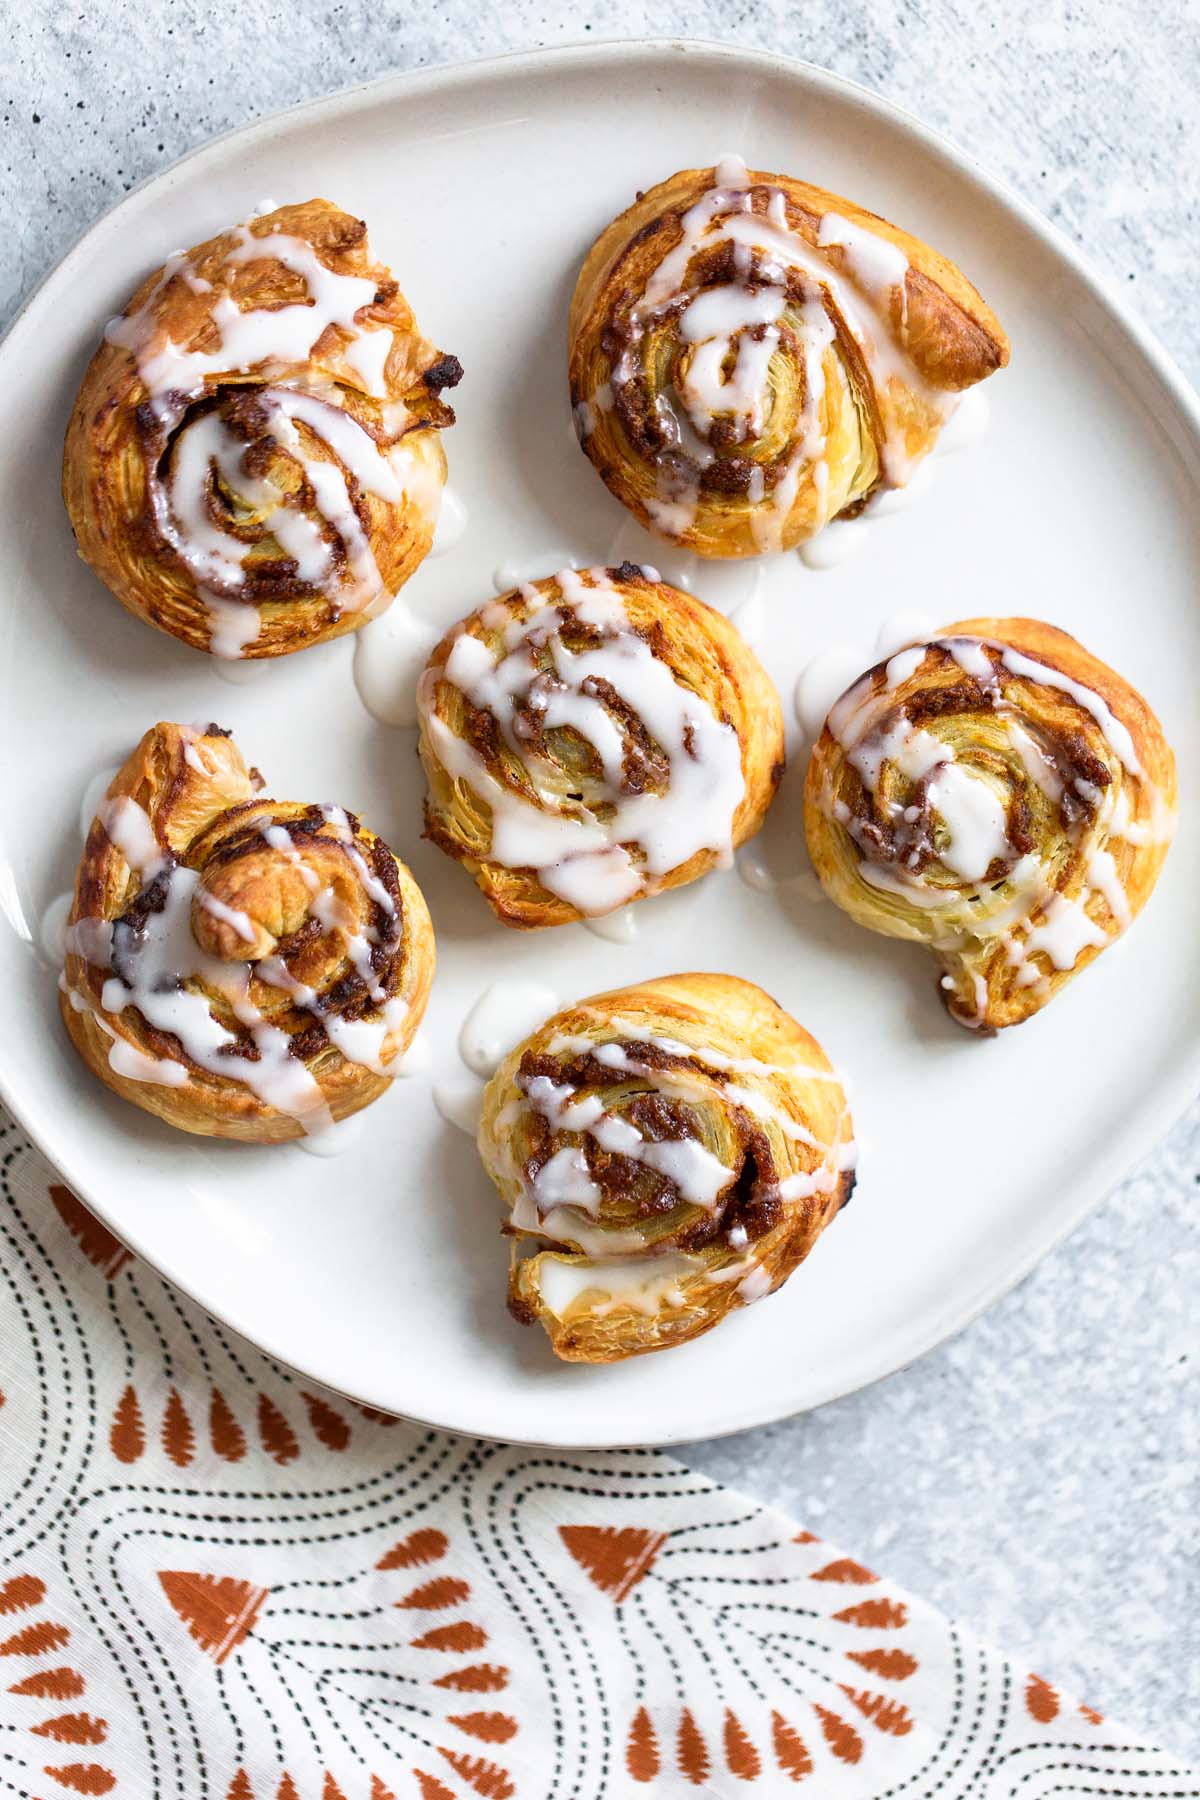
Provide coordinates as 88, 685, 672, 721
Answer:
416, 562, 785, 927
568, 157, 1008, 558
478, 973, 855, 1362
63, 199, 461, 658
61, 722, 435, 1139
804, 618, 1176, 1030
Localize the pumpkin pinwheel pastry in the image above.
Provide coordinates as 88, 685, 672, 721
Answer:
568, 156, 1008, 556
478, 973, 856, 1362
63, 199, 461, 658
60, 723, 435, 1139
804, 619, 1176, 1031
416, 562, 785, 926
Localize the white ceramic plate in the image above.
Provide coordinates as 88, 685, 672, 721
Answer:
2, 41, 1197, 1447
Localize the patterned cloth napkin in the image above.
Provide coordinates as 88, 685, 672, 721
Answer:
0, 1108, 1193, 1800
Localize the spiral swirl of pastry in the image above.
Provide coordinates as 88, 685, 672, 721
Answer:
803, 618, 1176, 1031
61, 723, 435, 1139
63, 200, 462, 658
479, 974, 855, 1362
416, 562, 785, 927
568, 156, 1008, 558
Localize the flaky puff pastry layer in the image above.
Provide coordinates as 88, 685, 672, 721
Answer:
804, 618, 1176, 1031
568, 163, 1008, 558
478, 973, 856, 1363
63, 199, 460, 658
61, 723, 435, 1140
416, 564, 785, 928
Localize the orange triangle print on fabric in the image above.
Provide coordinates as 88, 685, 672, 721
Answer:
558, 1526, 667, 1603
676, 1708, 709, 1786
29, 1713, 107, 1745
40, 1763, 115, 1795
813, 1704, 863, 1765
0, 1574, 45, 1614
833, 1597, 907, 1630
48, 1185, 132, 1279
209, 1389, 247, 1463
8, 1668, 85, 1699
1026, 1673, 1060, 1721
109, 1385, 144, 1465
723, 1710, 761, 1780
811, 1556, 877, 1585
157, 1571, 268, 1665
162, 1388, 195, 1468
626, 1707, 659, 1782
771, 1713, 812, 1782
300, 1391, 351, 1451
846, 1646, 918, 1681
436, 1749, 514, 1799
413, 1775, 455, 1800
376, 1528, 448, 1571
0, 1620, 69, 1657
257, 1394, 300, 1465
838, 1684, 914, 1736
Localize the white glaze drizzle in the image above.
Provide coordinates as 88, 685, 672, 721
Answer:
61, 975, 189, 1088
106, 213, 439, 656
420, 567, 745, 916
537, 1252, 702, 1319
600, 153, 950, 550
816, 212, 909, 299
98, 863, 334, 1131
821, 631, 1171, 997
196, 890, 257, 944
554, 1019, 849, 1087
158, 389, 403, 629
107, 221, 383, 406
482, 935, 858, 1319
503, 1021, 854, 1294
66, 783, 412, 1125
203, 588, 264, 660
519, 1071, 734, 1216
97, 795, 165, 878
736, 1264, 775, 1305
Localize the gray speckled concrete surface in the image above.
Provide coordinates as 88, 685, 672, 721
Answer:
5, 0, 1199, 1761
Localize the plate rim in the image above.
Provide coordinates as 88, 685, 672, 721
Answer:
3, 35, 1198, 1448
